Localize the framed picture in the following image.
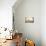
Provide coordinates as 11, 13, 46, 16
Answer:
25, 16, 34, 23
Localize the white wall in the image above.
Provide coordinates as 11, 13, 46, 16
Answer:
13, 0, 41, 46
41, 0, 46, 46
0, 0, 16, 30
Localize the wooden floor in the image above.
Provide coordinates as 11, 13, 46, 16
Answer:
0, 39, 16, 46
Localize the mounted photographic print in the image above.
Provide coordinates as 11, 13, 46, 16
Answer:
25, 16, 34, 23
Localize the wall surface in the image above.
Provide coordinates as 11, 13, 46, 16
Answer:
0, 0, 16, 30
41, 0, 46, 46
13, 0, 41, 46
